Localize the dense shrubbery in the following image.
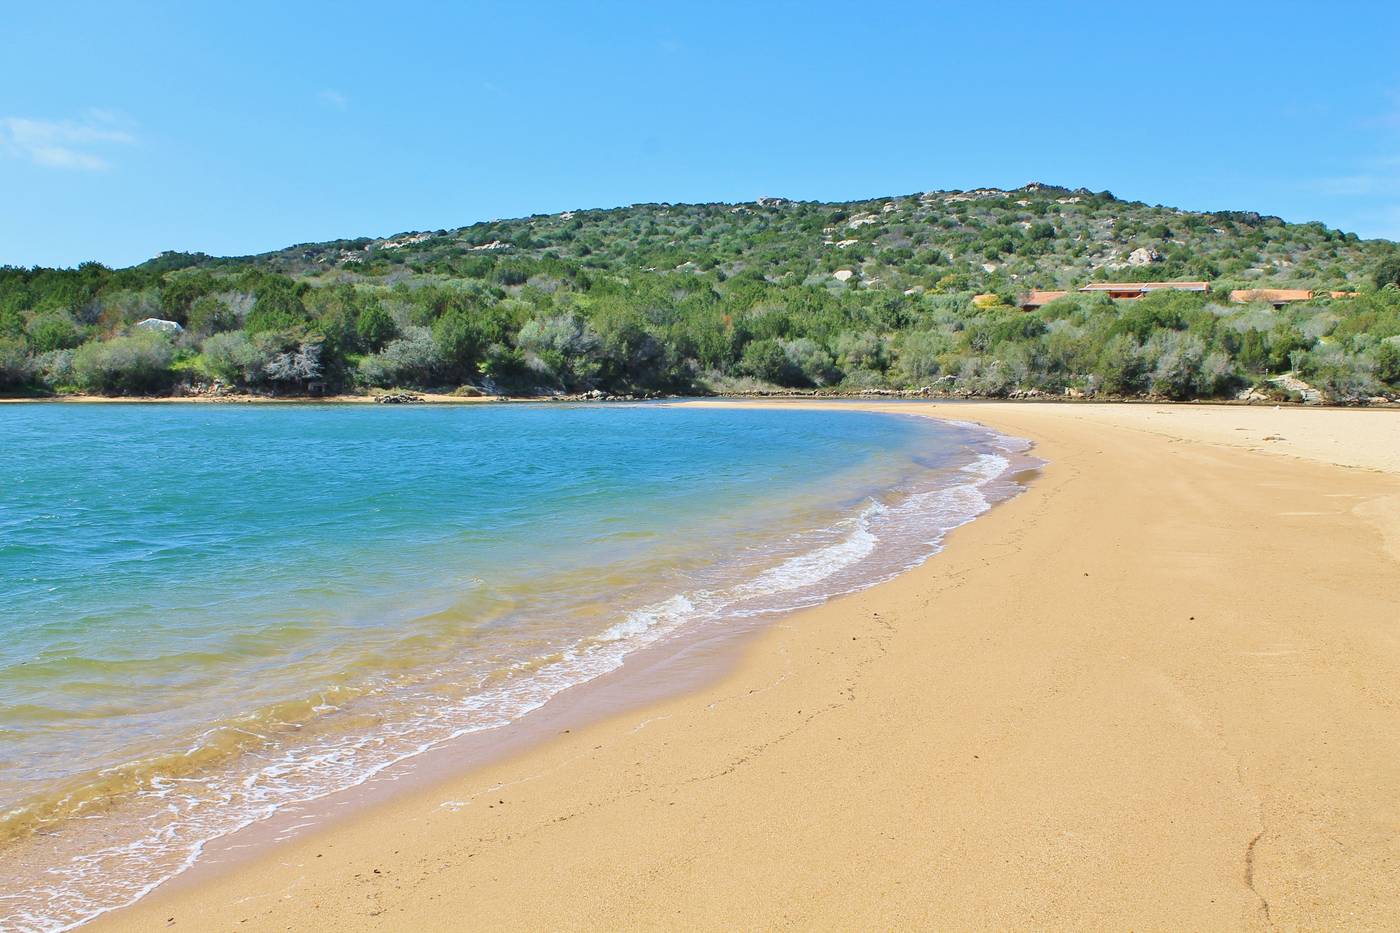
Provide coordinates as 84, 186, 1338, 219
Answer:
358, 326, 443, 387
71, 333, 175, 394
2, 184, 1399, 401
0, 337, 35, 389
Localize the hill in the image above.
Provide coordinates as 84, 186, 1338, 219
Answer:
3, 183, 1399, 402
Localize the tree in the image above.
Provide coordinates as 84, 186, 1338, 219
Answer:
202, 332, 265, 385
593, 310, 674, 390
159, 272, 215, 324
0, 337, 34, 389
244, 278, 309, 334
1095, 334, 1145, 396
1375, 340, 1400, 386
0, 188, 1393, 401
1374, 255, 1400, 290
355, 301, 397, 352
431, 306, 485, 382
187, 295, 238, 336
26, 314, 82, 353
263, 342, 323, 387
738, 338, 797, 385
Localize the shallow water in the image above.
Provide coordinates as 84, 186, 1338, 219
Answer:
0, 402, 1029, 930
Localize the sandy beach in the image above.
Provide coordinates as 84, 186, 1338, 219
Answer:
95, 400, 1400, 931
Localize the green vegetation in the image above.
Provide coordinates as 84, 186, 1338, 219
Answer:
3, 183, 1399, 402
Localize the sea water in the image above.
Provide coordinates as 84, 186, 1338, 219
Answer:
0, 402, 1030, 930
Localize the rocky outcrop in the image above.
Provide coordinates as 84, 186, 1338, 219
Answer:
545, 389, 669, 403
1268, 373, 1321, 404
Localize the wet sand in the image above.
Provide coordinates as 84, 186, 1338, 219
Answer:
97, 401, 1400, 930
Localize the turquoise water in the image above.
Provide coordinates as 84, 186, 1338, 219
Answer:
0, 403, 1028, 930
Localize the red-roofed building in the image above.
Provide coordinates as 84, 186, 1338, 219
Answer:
1229, 289, 1314, 307
1079, 281, 1210, 299
1018, 290, 1068, 310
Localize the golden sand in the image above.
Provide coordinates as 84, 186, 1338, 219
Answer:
97, 401, 1400, 930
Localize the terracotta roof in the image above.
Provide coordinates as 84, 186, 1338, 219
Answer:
1020, 290, 1068, 307
1079, 281, 1210, 293
1230, 289, 1313, 304
1330, 291, 1359, 299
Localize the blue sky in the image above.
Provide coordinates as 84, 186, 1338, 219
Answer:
3, 1, 1398, 268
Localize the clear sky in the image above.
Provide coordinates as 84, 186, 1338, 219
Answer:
3, 1, 1398, 268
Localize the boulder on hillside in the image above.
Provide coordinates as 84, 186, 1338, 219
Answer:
134, 318, 183, 334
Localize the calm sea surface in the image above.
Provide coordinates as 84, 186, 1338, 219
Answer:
0, 402, 1029, 930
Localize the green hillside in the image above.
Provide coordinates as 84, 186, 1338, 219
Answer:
3, 183, 1399, 401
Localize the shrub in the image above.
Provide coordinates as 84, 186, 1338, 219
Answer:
35, 349, 75, 388
159, 271, 216, 324
71, 333, 175, 395
1094, 334, 1146, 396
839, 367, 887, 389
355, 301, 398, 352
1146, 331, 1210, 399
358, 326, 445, 387
1374, 255, 1400, 290
479, 343, 532, 393
595, 318, 674, 391
187, 295, 239, 336
782, 338, 837, 385
893, 330, 952, 384
431, 306, 486, 382
1298, 344, 1378, 400
966, 311, 1046, 351
262, 341, 323, 387
26, 313, 82, 353
958, 356, 1016, 396
1111, 292, 1189, 341
244, 279, 309, 334
1199, 351, 1241, 397
1375, 340, 1400, 386
738, 338, 798, 385
202, 332, 266, 385
833, 331, 887, 371
515, 313, 602, 390
0, 337, 34, 390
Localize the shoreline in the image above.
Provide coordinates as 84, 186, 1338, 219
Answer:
92, 401, 1400, 929
4, 404, 1031, 931
3, 390, 1398, 410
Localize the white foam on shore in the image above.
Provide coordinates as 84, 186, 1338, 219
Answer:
1, 427, 1036, 933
